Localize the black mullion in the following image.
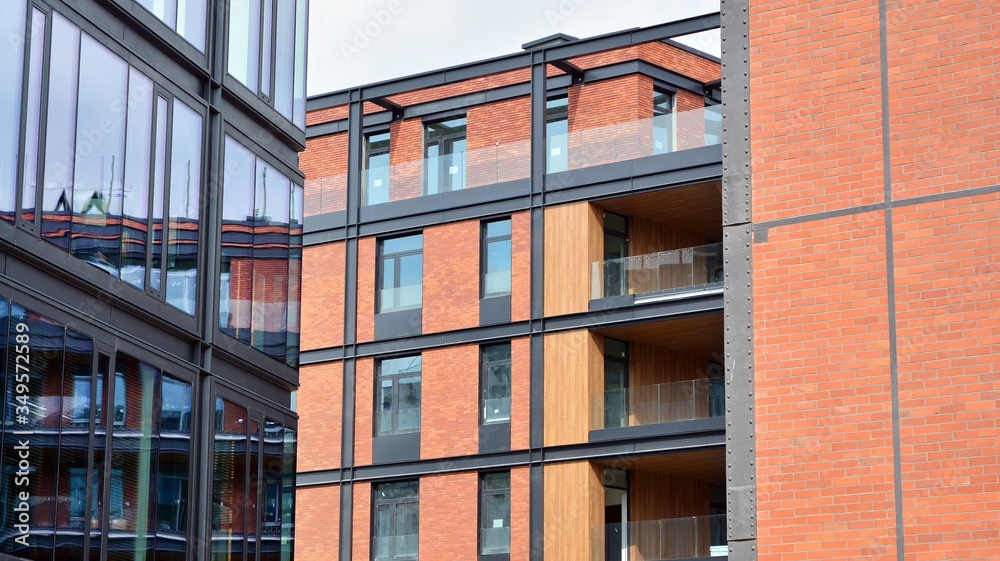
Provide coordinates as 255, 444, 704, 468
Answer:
99, 352, 118, 560
80, 345, 99, 557
145, 89, 164, 294
156, 94, 175, 298
12, 3, 34, 229
19, 4, 53, 234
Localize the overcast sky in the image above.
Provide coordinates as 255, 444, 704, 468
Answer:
307, 0, 721, 95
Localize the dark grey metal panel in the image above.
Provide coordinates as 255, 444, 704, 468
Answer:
372, 433, 421, 464
305, 119, 349, 138
344, 238, 360, 346
307, 90, 351, 111
304, 210, 348, 235
721, 0, 756, 555
479, 422, 511, 454
339, 482, 354, 561
529, 333, 544, 450
588, 417, 725, 443
304, 227, 349, 246
355, 321, 531, 358
300, 347, 347, 365
529, 464, 543, 561
374, 308, 423, 340
480, 295, 512, 326
728, 485, 756, 541
343, 359, 357, 467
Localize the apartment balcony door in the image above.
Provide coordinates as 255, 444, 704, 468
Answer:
605, 468, 629, 561
603, 211, 629, 297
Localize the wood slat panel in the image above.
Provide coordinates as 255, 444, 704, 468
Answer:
598, 313, 723, 358
544, 461, 604, 561
545, 329, 602, 446
544, 202, 602, 316
598, 181, 723, 242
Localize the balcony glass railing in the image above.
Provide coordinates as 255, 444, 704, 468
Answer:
482, 397, 512, 424
378, 284, 422, 313
373, 534, 418, 560
594, 378, 724, 430
592, 243, 723, 300
597, 515, 727, 560
555, 105, 722, 172
480, 527, 511, 554
375, 407, 421, 436
328, 105, 723, 209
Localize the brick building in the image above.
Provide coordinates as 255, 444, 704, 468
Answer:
296, 3, 999, 561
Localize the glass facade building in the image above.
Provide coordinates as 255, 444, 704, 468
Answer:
0, 0, 307, 559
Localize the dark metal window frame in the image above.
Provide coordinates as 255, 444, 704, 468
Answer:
545, 94, 569, 173
480, 342, 512, 425
652, 85, 676, 155
478, 470, 512, 556
422, 116, 467, 194
376, 232, 423, 313
480, 217, 513, 299
603, 337, 630, 428
372, 479, 420, 561
375, 354, 423, 436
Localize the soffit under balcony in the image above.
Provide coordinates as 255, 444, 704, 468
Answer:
597, 312, 723, 358
597, 181, 723, 242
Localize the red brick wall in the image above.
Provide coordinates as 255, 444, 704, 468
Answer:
302, 132, 348, 216
887, 4, 1000, 200
297, 361, 342, 472
301, 241, 345, 351
568, 74, 647, 166
511, 337, 531, 451
419, 472, 479, 560
467, 96, 532, 185
893, 192, 1000, 560
511, 211, 531, 323
510, 466, 531, 561
352, 480, 372, 561
423, 221, 480, 334
750, 0, 885, 223
296, 484, 340, 561
754, 212, 897, 560
388, 117, 424, 202
354, 357, 374, 466
421, 344, 480, 459
356, 237, 376, 343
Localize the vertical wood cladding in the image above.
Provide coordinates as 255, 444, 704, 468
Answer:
543, 202, 602, 316
544, 461, 604, 561
544, 329, 602, 446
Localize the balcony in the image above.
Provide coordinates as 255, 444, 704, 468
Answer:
592, 243, 723, 304
597, 515, 728, 561
301, 106, 724, 222
595, 377, 724, 431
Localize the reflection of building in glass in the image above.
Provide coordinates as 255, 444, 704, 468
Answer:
0, 0, 306, 559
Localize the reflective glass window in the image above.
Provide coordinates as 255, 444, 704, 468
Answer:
212, 398, 247, 561
220, 137, 257, 343
377, 356, 422, 436
363, 132, 391, 206
546, 96, 569, 173
0, 2, 26, 219
18, 9, 45, 227
481, 344, 512, 424
70, 34, 128, 274
251, 160, 290, 359
166, 99, 202, 315
121, 68, 155, 290
482, 218, 512, 298
286, 184, 303, 367
378, 234, 423, 313
374, 481, 419, 561
227, 0, 260, 88
423, 117, 466, 194
480, 472, 511, 554
653, 89, 674, 154
41, 13, 81, 249
136, 0, 206, 52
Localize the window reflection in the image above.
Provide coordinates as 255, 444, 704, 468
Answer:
220, 135, 303, 363
166, 100, 202, 316
135, 0, 206, 52
0, 1, 27, 219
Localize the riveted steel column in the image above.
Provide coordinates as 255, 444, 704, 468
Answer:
721, 0, 757, 559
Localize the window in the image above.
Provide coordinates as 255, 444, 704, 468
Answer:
546, 96, 569, 173
378, 234, 423, 313
68, 372, 126, 426
0, 2, 28, 221
364, 131, 392, 205
220, 135, 304, 365
652, 88, 674, 154
69, 467, 124, 522
7, 12, 205, 315
374, 481, 419, 561
481, 219, 512, 298
481, 344, 511, 424
377, 356, 422, 436
423, 117, 466, 194
604, 338, 628, 429
227, 0, 308, 128
603, 212, 629, 298
135, 0, 206, 51
480, 472, 511, 555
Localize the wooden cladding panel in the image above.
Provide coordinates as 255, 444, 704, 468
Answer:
544, 202, 602, 316
544, 461, 604, 561
544, 329, 602, 446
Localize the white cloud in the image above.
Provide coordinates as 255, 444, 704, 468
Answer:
307, 0, 720, 95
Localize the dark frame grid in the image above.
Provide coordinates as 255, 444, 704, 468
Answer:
479, 342, 512, 426
480, 217, 513, 299
376, 233, 423, 314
